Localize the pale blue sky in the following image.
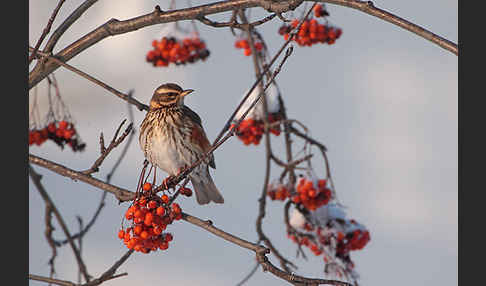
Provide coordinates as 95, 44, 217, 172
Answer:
29, 1, 457, 285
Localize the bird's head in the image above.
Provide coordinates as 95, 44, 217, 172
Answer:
149, 83, 194, 110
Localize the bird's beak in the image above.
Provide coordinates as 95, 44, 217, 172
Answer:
180, 89, 194, 97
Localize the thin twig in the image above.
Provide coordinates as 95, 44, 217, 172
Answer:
29, 154, 136, 202
29, 165, 91, 282
83, 119, 133, 175
29, 47, 148, 111
44, 206, 57, 280
29, 0, 66, 64
152, 45, 295, 194
76, 216, 84, 284
43, 0, 100, 54
29, 0, 457, 90
197, 13, 276, 29
29, 153, 349, 285
29, 274, 75, 286
236, 262, 260, 286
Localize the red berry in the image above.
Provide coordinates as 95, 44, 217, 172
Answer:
159, 241, 169, 250
147, 200, 157, 209
143, 182, 152, 191
47, 122, 56, 133
156, 206, 165, 216
165, 233, 173, 242
58, 120, 68, 130
161, 194, 169, 204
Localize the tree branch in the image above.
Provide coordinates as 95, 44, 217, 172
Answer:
29, 47, 148, 111
29, 165, 91, 282
43, 0, 100, 54
83, 119, 133, 175
29, 154, 136, 202
320, 0, 458, 55
29, 0, 457, 89
29, 0, 66, 64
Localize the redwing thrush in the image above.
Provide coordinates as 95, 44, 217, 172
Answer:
139, 83, 224, 205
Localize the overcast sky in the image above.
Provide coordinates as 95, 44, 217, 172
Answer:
29, 1, 457, 285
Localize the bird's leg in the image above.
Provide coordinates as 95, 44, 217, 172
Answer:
162, 165, 190, 190
151, 167, 157, 196
162, 175, 175, 190
176, 165, 190, 177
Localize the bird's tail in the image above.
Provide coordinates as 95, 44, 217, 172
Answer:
190, 170, 224, 205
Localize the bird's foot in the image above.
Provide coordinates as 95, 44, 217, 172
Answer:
162, 175, 175, 190
176, 165, 190, 177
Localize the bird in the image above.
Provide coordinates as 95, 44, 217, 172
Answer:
139, 83, 224, 205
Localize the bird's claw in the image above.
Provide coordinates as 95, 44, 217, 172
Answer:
162, 176, 175, 190
176, 165, 189, 177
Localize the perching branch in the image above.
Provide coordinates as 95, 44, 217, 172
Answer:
29, 154, 136, 202
29, 152, 349, 285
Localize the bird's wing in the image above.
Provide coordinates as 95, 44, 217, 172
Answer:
184, 105, 216, 169
183, 105, 202, 127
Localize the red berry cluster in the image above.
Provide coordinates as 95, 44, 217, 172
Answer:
313, 4, 330, 18
234, 38, 264, 56
29, 128, 48, 146
287, 218, 370, 278
178, 186, 193, 197
29, 120, 86, 152
146, 36, 210, 67
118, 182, 183, 253
288, 228, 324, 256
335, 222, 371, 256
292, 178, 332, 211
267, 182, 291, 201
231, 113, 282, 145
278, 5, 342, 47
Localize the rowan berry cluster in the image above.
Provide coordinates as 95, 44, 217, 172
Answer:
287, 227, 324, 256
335, 221, 371, 256
278, 5, 342, 47
231, 113, 282, 145
267, 182, 291, 201
234, 38, 264, 56
29, 120, 86, 152
118, 182, 183, 253
287, 204, 370, 282
293, 177, 332, 211
146, 36, 210, 67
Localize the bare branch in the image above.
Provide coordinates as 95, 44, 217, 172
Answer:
29, 0, 66, 64
83, 119, 133, 175
236, 262, 260, 286
43, 0, 100, 53
29, 47, 148, 111
29, 165, 91, 282
183, 213, 349, 286
29, 274, 75, 286
319, 0, 458, 55
29, 154, 136, 202
44, 205, 58, 279
29, 152, 349, 285
197, 13, 276, 29
82, 250, 133, 286
29, 0, 456, 89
